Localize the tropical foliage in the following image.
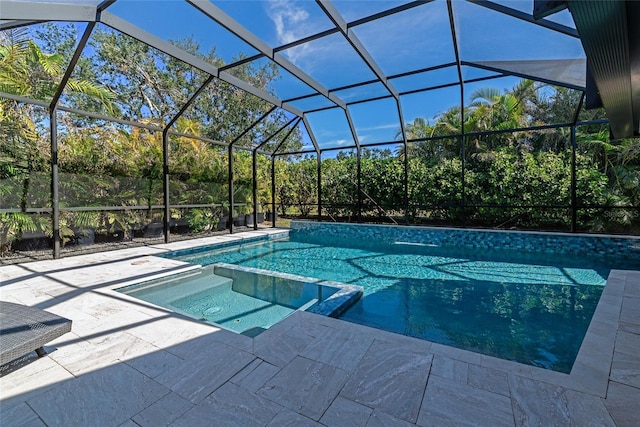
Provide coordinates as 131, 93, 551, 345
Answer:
0, 25, 289, 253
275, 81, 639, 233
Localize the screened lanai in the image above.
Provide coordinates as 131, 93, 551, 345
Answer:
1, 0, 639, 260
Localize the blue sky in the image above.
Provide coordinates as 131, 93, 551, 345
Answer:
31, 0, 585, 152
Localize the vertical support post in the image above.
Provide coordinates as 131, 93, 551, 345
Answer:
47, 22, 96, 258
403, 143, 409, 225
162, 130, 170, 242
571, 125, 577, 232
161, 74, 215, 243
343, 109, 362, 223
356, 147, 362, 223
461, 135, 466, 226
447, 0, 466, 227
394, 98, 410, 225
258, 117, 299, 229
225, 106, 278, 234
317, 152, 322, 222
252, 150, 258, 230
570, 93, 584, 233
228, 144, 234, 234
50, 108, 60, 259
271, 156, 276, 228
251, 116, 299, 230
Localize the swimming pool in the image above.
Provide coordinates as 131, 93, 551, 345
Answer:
162, 222, 640, 372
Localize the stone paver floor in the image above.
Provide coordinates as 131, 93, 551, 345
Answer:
1, 229, 639, 426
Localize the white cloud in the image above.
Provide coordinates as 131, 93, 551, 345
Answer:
266, 0, 315, 63
356, 123, 398, 132
267, 0, 309, 45
265, 0, 353, 73
330, 138, 356, 147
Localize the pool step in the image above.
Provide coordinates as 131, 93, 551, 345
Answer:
122, 271, 233, 306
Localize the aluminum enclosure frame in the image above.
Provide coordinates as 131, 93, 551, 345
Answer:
2, 0, 623, 260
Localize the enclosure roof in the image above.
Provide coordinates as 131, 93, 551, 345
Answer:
1, 0, 634, 151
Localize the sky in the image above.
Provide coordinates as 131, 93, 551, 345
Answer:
24, 0, 585, 153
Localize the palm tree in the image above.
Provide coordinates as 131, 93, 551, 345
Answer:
0, 28, 114, 251
463, 87, 526, 157
395, 117, 433, 159
0, 28, 114, 107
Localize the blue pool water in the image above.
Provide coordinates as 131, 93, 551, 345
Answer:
164, 229, 640, 373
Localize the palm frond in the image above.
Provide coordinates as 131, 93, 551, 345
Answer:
65, 79, 117, 115
469, 87, 501, 105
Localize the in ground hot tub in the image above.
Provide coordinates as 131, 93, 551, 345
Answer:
116, 263, 361, 337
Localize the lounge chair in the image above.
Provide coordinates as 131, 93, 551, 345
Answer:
0, 301, 72, 365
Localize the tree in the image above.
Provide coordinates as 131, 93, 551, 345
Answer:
0, 27, 115, 250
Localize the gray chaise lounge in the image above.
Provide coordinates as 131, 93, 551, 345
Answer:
0, 301, 72, 365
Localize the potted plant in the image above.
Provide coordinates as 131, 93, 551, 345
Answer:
216, 204, 229, 231
233, 213, 246, 227
266, 210, 278, 222
217, 215, 228, 231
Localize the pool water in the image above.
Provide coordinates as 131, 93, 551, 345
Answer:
170, 276, 296, 336
166, 235, 638, 373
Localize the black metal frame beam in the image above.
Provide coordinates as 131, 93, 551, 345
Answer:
300, 73, 507, 116
2, 0, 622, 246
463, 61, 585, 91
219, 0, 431, 83
225, 106, 278, 233
1, 1, 98, 22
0, 20, 45, 30
268, 123, 310, 227
160, 75, 216, 242
186, 0, 346, 110
316, 1, 400, 99
98, 11, 303, 118
252, 118, 300, 229
300, 115, 321, 155
447, 0, 467, 226
271, 120, 594, 157
570, 92, 585, 232
48, 22, 96, 258
468, 0, 578, 37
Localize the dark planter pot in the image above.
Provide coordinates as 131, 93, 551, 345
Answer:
130, 223, 145, 238
233, 216, 246, 227
143, 222, 164, 238
13, 231, 52, 251
244, 212, 265, 226
94, 230, 125, 243
170, 219, 190, 234
217, 217, 228, 231
72, 228, 95, 246
266, 211, 278, 222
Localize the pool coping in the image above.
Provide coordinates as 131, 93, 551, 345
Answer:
95, 227, 625, 397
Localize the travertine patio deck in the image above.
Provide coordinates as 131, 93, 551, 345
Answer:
1, 229, 639, 426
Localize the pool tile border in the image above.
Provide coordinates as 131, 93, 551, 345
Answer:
290, 220, 640, 259
158, 230, 289, 259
